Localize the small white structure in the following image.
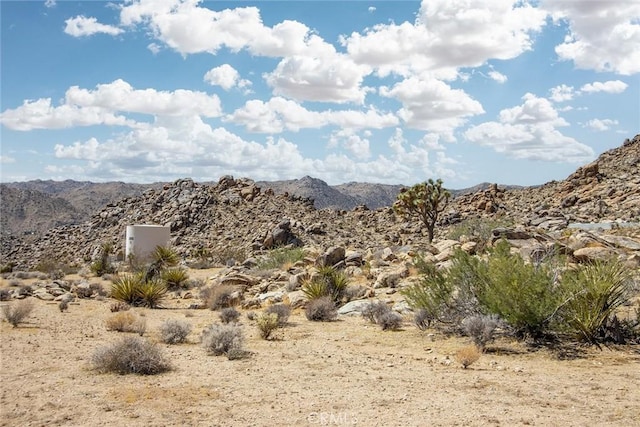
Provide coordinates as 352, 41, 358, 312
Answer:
125, 225, 171, 261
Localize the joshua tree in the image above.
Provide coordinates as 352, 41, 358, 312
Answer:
393, 179, 450, 243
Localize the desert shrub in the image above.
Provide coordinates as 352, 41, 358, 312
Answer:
18, 285, 33, 297
110, 301, 131, 312
401, 262, 454, 325
91, 336, 171, 375
90, 242, 116, 277
462, 315, 499, 349
559, 260, 634, 345
265, 304, 291, 326
201, 323, 244, 356
211, 246, 248, 267
58, 300, 69, 312
159, 319, 192, 344
447, 217, 513, 251
377, 311, 403, 331
256, 312, 279, 340
414, 309, 430, 331
219, 307, 241, 324
302, 266, 349, 304
150, 245, 179, 269
208, 285, 238, 310
105, 312, 146, 335
90, 282, 108, 297
2, 299, 34, 327
455, 345, 481, 369
362, 301, 392, 324
473, 241, 562, 339
305, 296, 337, 322
136, 280, 167, 308
0, 289, 11, 301
161, 268, 189, 290
256, 247, 306, 270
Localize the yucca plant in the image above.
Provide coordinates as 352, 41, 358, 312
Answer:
137, 279, 167, 308
111, 273, 145, 305
302, 266, 349, 304
162, 268, 189, 290
560, 260, 633, 345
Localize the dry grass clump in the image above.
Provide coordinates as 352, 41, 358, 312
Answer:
305, 296, 337, 322
378, 311, 403, 331
207, 285, 239, 310
455, 345, 481, 369
105, 312, 146, 335
91, 336, 171, 375
201, 323, 244, 358
256, 313, 279, 340
158, 319, 192, 344
2, 299, 35, 327
462, 315, 499, 350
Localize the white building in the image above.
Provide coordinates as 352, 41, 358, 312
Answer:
125, 225, 171, 261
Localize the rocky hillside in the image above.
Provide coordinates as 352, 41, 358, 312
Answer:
1, 134, 638, 270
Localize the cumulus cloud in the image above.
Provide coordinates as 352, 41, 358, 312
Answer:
585, 118, 619, 131
488, 71, 508, 84
580, 80, 628, 94
64, 15, 123, 37
549, 84, 575, 102
380, 76, 484, 133
228, 97, 398, 133
465, 93, 594, 162
0, 79, 222, 131
203, 64, 251, 91
147, 43, 161, 54
344, 0, 547, 76
329, 129, 371, 159
545, 1, 640, 75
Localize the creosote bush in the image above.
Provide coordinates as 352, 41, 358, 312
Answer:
455, 345, 481, 369
91, 336, 171, 375
305, 296, 337, 322
219, 307, 241, 324
201, 323, 244, 357
2, 299, 35, 327
256, 312, 279, 340
159, 319, 192, 344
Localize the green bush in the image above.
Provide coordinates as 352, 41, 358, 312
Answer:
401, 261, 454, 326
137, 280, 167, 308
560, 260, 634, 344
256, 247, 306, 270
110, 273, 166, 308
473, 241, 562, 339
302, 266, 349, 304
91, 336, 171, 375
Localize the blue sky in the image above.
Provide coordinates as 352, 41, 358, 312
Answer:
1, 0, 638, 188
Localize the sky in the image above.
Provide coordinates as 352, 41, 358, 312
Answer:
1, 1, 639, 189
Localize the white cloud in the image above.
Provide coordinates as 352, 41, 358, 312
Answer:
546, 1, 640, 75
465, 93, 594, 162
368, 7, 376, 13
329, 129, 371, 159
488, 71, 508, 84
0, 155, 16, 164
345, 0, 547, 76
0, 80, 222, 131
45, 0, 56, 8
585, 118, 619, 131
380, 76, 484, 133
549, 84, 575, 102
147, 43, 161, 54
64, 15, 123, 37
203, 64, 251, 91
227, 97, 398, 133
580, 80, 628, 94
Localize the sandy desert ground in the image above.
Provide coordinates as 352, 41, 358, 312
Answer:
1, 271, 639, 427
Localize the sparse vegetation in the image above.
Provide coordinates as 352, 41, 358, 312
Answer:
201, 323, 245, 357
362, 301, 391, 324
455, 345, 481, 369
161, 268, 190, 291
159, 319, 192, 344
256, 312, 279, 340
256, 247, 306, 270
90, 242, 116, 277
393, 178, 451, 243
207, 285, 238, 310
2, 299, 34, 327
265, 304, 291, 326
219, 307, 241, 324
91, 336, 171, 375
377, 311, 403, 331
462, 315, 499, 350
305, 296, 337, 322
